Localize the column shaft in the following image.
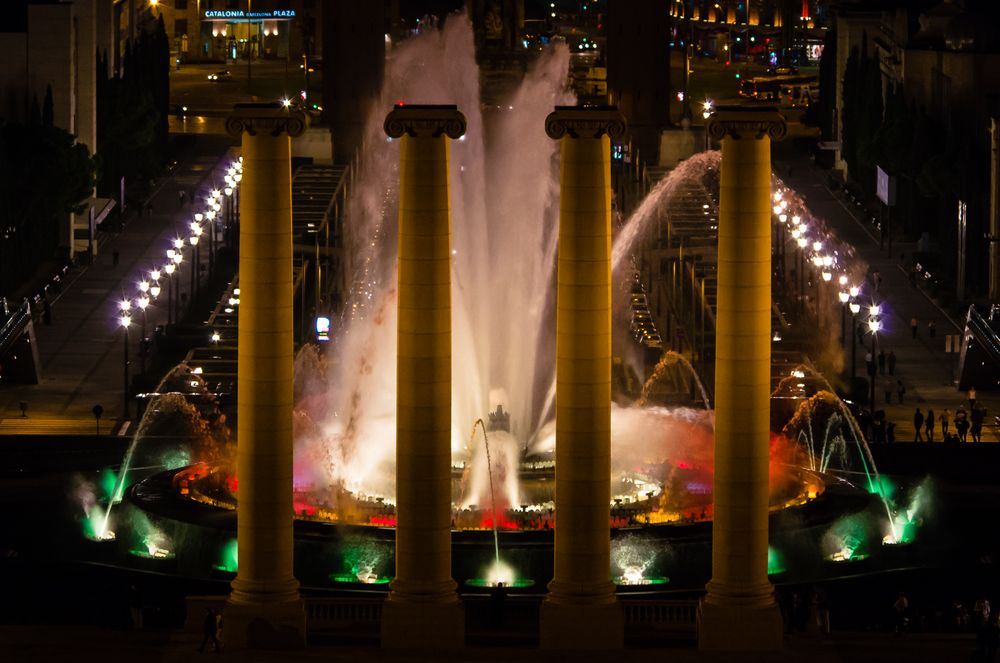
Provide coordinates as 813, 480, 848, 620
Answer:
224, 104, 307, 651
232, 129, 298, 602
708, 134, 773, 600
393, 133, 456, 599
699, 107, 784, 651
541, 107, 625, 650
380, 104, 466, 649
552, 135, 615, 600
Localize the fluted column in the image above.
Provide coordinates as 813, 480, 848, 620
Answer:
381, 104, 466, 649
700, 106, 785, 651
224, 103, 307, 649
540, 106, 625, 650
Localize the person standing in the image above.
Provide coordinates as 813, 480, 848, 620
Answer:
969, 386, 978, 410
913, 408, 924, 442
928, 319, 936, 338
884, 377, 894, 405
925, 409, 935, 442
887, 350, 897, 375
897, 380, 906, 404
878, 350, 886, 375
941, 408, 951, 439
910, 317, 919, 339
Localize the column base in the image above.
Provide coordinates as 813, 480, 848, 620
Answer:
223, 596, 306, 650
698, 598, 783, 651
381, 597, 464, 648
540, 599, 624, 649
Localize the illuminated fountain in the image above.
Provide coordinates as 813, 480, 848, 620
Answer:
111, 13, 913, 591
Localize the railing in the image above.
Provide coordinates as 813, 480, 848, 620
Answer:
306, 597, 383, 632
967, 305, 1000, 366
0, 300, 31, 359
621, 599, 698, 634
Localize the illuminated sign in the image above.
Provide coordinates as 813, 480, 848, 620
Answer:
204, 9, 296, 19
315, 316, 331, 342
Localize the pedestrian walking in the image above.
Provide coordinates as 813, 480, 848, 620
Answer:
910, 317, 919, 339
873, 270, 882, 292
865, 351, 876, 377
878, 350, 886, 375
928, 319, 936, 338
887, 421, 896, 444
925, 409, 935, 442
887, 350, 897, 375
884, 377, 894, 405
971, 407, 985, 443
969, 386, 978, 410
941, 408, 951, 438
178, 189, 186, 207
956, 409, 970, 443
897, 380, 906, 404
913, 408, 924, 442
894, 592, 909, 635
198, 607, 220, 653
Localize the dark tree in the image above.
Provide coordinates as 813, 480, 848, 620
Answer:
816, 29, 836, 140
41, 84, 54, 127
0, 121, 96, 293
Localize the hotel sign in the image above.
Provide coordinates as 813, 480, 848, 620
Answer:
204, 9, 296, 19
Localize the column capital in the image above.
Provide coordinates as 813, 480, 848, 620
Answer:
707, 106, 786, 142
384, 104, 467, 139
545, 106, 626, 140
225, 102, 308, 138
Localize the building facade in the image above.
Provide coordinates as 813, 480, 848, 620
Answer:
117, 0, 321, 65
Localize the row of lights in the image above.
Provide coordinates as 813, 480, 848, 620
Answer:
771, 187, 869, 320
116, 158, 244, 333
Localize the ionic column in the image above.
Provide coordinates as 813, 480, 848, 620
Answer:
700, 107, 785, 651
224, 103, 307, 650
541, 106, 625, 650
381, 104, 466, 649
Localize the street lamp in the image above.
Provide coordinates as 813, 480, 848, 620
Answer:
119, 313, 131, 419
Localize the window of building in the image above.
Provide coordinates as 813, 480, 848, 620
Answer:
175, 18, 187, 37
175, 0, 188, 8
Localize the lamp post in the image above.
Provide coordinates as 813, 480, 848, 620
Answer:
849, 301, 861, 380
137, 294, 149, 375
172, 251, 183, 321
838, 290, 849, 348
197, 212, 211, 276
119, 312, 132, 420
164, 262, 176, 324
867, 316, 882, 411
702, 100, 713, 151
189, 232, 200, 302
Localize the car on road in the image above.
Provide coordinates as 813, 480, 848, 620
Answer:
207, 70, 232, 82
